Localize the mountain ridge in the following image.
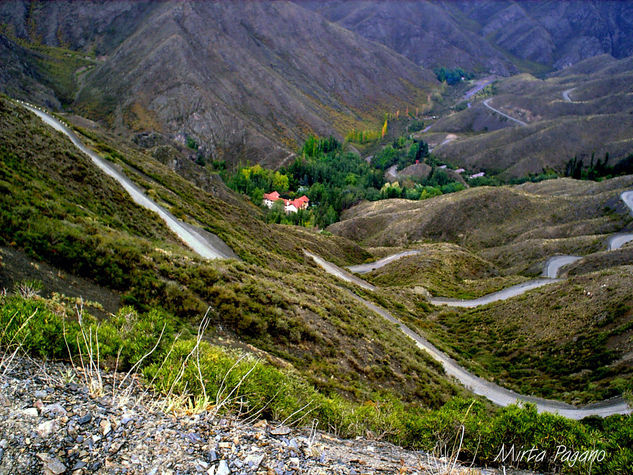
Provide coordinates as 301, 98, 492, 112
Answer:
1, 0, 438, 167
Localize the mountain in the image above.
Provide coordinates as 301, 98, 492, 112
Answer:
298, 0, 518, 75
327, 176, 633, 403
0, 0, 156, 55
0, 0, 437, 168
301, 0, 633, 74
427, 55, 633, 177
455, 0, 633, 70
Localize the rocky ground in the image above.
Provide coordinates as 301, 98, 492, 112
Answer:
0, 357, 495, 474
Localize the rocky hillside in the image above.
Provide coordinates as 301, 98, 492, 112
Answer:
0, 0, 437, 168
303, 0, 633, 74
426, 55, 633, 177
0, 357, 462, 474
300, 0, 518, 75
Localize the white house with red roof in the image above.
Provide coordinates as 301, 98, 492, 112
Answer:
263, 191, 280, 208
263, 192, 309, 214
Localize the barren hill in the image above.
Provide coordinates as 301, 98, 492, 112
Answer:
429, 55, 633, 177
328, 177, 633, 251
0, 0, 437, 167
303, 0, 633, 74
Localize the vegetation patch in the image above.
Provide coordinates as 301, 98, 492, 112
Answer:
412, 267, 633, 404
1, 292, 631, 474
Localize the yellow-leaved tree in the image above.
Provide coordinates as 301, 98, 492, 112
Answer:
381, 119, 388, 138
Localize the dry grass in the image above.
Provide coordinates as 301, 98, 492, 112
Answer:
330, 178, 631, 250
427, 56, 633, 178
359, 243, 529, 298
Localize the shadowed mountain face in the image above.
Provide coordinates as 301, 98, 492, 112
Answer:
0, 34, 59, 107
301, 0, 633, 73
0, 0, 437, 167
456, 0, 633, 69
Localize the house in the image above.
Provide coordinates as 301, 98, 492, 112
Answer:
263, 191, 280, 208
292, 195, 309, 210
262, 192, 309, 214
283, 200, 298, 214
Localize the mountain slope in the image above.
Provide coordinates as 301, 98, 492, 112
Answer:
0, 0, 156, 55
303, 0, 633, 74
0, 1, 438, 168
428, 55, 633, 177
299, 0, 517, 75
79, 1, 437, 167
0, 95, 460, 407
457, 0, 633, 70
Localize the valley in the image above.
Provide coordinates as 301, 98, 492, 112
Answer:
2, 88, 633, 472
2, 1, 633, 473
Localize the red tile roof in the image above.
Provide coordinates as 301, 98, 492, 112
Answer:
263, 192, 308, 210
263, 191, 280, 201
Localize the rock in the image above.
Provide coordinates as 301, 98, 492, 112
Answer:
34, 390, 47, 399
37, 453, 67, 475
20, 407, 39, 417
269, 426, 291, 436
109, 440, 124, 454
120, 414, 135, 425
36, 420, 58, 438
42, 403, 67, 418
216, 459, 230, 475
245, 453, 264, 470
77, 413, 92, 425
99, 419, 112, 435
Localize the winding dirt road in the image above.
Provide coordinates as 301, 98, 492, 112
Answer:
306, 252, 631, 418
542, 255, 582, 278
429, 279, 557, 308
483, 98, 527, 126
20, 101, 236, 260
562, 88, 576, 103
347, 251, 421, 274
306, 190, 633, 417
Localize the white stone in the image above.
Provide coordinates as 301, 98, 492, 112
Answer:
36, 420, 58, 438
216, 460, 230, 475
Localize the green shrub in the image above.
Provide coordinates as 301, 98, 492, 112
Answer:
1, 293, 631, 474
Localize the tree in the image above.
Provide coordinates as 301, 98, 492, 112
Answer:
251, 187, 264, 206
272, 171, 289, 193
